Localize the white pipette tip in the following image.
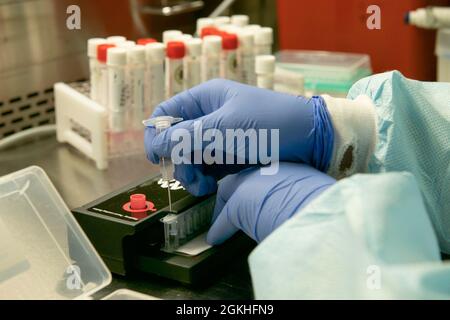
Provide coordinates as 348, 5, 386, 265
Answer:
142, 116, 183, 127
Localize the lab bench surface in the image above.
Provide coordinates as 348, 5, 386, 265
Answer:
0, 134, 254, 300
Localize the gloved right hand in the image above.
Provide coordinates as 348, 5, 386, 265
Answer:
207, 162, 336, 245
145, 79, 334, 196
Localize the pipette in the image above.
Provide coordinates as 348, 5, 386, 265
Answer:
143, 116, 183, 211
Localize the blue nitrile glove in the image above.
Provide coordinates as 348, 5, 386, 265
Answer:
145, 79, 334, 196
206, 162, 336, 245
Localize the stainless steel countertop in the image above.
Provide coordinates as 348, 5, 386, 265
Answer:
0, 134, 253, 299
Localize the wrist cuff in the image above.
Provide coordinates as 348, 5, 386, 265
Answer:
321, 94, 377, 179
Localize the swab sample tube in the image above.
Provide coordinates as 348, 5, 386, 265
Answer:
163, 30, 182, 44
165, 41, 186, 99
161, 214, 179, 252
196, 17, 215, 37
220, 33, 239, 81
202, 35, 222, 81
117, 40, 136, 49
145, 42, 165, 112
184, 38, 202, 89
254, 27, 273, 55
231, 14, 249, 27
143, 116, 183, 211
128, 45, 146, 128
107, 47, 127, 131
106, 36, 127, 44
255, 55, 276, 90
97, 44, 116, 107
87, 38, 107, 102
237, 30, 255, 85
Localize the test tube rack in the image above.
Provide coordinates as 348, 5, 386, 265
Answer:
71, 173, 255, 285
54, 81, 144, 170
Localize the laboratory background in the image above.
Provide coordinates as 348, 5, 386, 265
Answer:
0, 0, 449, 302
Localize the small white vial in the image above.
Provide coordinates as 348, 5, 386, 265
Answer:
255, 55, 275, 90
254, 27, 273, 55
244, 24, 261, 33
214, 16, 230, 26
163, 30, 182, 44
127, 45, 146, 128
97, 44, 116, 107
117, 40, 136, 49
237, 30, 255, 85
220, 33, 239, 81
145, 42, 166, 113
107, 48, 127, 132
202, 35, 222, 82
184, 38, 203, 89
231, 14, 249, 27
106, 36, 127, 44
87, 38, 107, 102
196, 17, 215, 37
165, 41, 186, 99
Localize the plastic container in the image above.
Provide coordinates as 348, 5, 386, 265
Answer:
255, 55, 275, 90
145, 42, 166, 111
202, 35, 222, 81
275, 50, 372, 96
184, 38, 203, 88
165, 41, 186, 99
0, 166, 156, 300
436, 28, 450, 82
220, 33, 239, 81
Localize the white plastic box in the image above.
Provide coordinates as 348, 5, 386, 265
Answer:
0, 166, 156, 300
436, 29, 450, 82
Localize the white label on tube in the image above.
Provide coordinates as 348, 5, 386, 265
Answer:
166, 58, 184, 99
184, 57, 201, 89
240, 53, 255, 85
89, 58, 100, 101
130, 66, 145, 127
108, 66, 126, 131
98, 64, 108, 106
202, 56, 220, 82
150, 62, 165, 108
221, 51, 239, 81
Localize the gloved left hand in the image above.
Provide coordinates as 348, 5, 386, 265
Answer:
207, 162, 336, 245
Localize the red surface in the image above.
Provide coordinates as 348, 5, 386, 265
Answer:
97, 44, 115, 63
166, 41, 186, 59
137, 38, 157, 45
276, 0, 450, 81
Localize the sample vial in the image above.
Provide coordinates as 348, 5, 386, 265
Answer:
137, 38, 157, 46
202, 35, 222, 82
117, 40, 136, 49
97, 43, 116, 107
254, 27, 273, 55
231, 14, 249, 27
142, 116, 183, 181
163, 30, 182, 44
145, 42, 166, 112
255, 55, 276, 90
106, 36, 127, 44
196, 17, 215, 37
87, 38, 107, 102
220, 33, 239, 81
214, 16, 231, 26
106, 47, 127, 132
128, 45, 146, 128
165, 41, 186, 99
200, 27, 220, 38
161, 214, 179, 252
184, 38, 202, 89
237, 30, 255, 85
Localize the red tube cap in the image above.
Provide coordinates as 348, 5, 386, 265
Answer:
97, 44, 116, 63
130, 194, 147, 210
166, 41, 186, 59
222, 33, 238, 50
137, 38, 157, 45
201, 27, 220, 38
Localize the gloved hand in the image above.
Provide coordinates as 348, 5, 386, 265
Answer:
145, 79, 334, 196
206, 162, 336, 245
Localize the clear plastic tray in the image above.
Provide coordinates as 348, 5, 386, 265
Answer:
0, 166, 112, 299
102, 289, 159, 300
275, 50, 372, 94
